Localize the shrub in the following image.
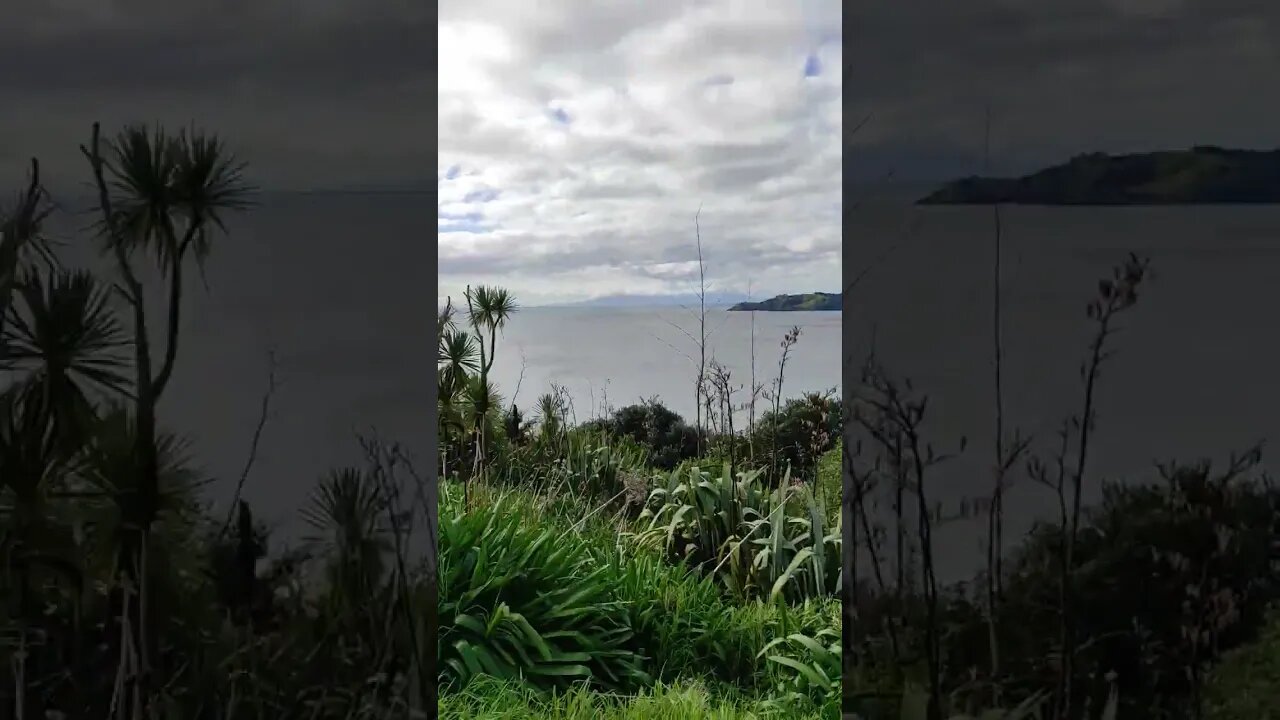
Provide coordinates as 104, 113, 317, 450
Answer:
984, 458, 1280, 715
749, 392, 841, 484
607, 399, 702, 470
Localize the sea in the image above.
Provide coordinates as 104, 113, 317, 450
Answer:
485, 305, 842, 430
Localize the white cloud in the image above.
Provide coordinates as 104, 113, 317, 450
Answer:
438, 0, 842, 306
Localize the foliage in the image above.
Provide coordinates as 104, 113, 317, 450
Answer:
728, 292, 841, 312
842, 250, 1280, 720
748, 392, 841, 485
604, 399, 702, 470
438, 676, 829, 720
919, 146, 1280, 205
984, 456, 1280, 716
492, 428, 649, 509
437, 473, 841, 715
432, 261, 843, 715
437, 482, 650, 693
631, 464, 841, 604
756, 624, 841, 708
1204, 603, 1280, 720
0, 127, 432, 718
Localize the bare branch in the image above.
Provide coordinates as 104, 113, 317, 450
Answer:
511, 349, 528, 408
217, 348, 280, 541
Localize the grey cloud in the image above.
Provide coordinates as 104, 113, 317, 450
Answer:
632, 262, 702, 282
2, 0, 427, 191
572, 182, 668, 201
441, 236, 837, 293
689, 139, 796, 168
694, 152, 812, 191
451, 2, 679, 61
438, 1, 840, 304
440, 234, 635, 278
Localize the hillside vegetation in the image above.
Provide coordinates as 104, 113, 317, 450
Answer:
437, 286, 843, 718
729, 292, 841, 312
919, 147, 1280, 205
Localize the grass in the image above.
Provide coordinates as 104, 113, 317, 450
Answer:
816, 445, 840, 518
1204, 604, 1280, 720
440, 676, 834, 719
436, 445, 843, 719
436, 283, 843, 718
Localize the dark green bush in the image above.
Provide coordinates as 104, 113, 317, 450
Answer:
748, 392, 841, 484
964, 459, 1280, 715
607, 399, 702, 470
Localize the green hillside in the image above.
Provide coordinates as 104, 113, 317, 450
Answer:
728, 292, 841, 311
919, 146, 1280, 205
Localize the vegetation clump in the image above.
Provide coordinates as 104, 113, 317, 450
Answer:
729, 292, 841, 312
436, 284, 843, 718
918, 147, 1280, 205
0, 125, 433, 718
844, 250, 1280, 720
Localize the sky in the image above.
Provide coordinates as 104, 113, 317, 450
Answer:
438, 0, 842, 307
0, 0, 430, 195
849, 0, 1280, 182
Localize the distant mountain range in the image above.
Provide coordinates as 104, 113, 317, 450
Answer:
550, 291, 843, 310
729, 292, 841, 312
560, 292, 750, 308
919, 147, 1280, 205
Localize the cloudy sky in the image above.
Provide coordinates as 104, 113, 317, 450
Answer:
0, 0, 429, 195
849, 0, 1280, 182
438, 1, 842, 307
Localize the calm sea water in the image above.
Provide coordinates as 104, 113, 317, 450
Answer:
848, 195, 1280, 581
487, 306, 842, 429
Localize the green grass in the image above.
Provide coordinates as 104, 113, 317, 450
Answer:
816, 447, 840, 523
437, 456, 842, 719
439, 676, 835, 719
1204, 604, 1280, 720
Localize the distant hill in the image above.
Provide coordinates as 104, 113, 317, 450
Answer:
562, 292, 750, 308
729, 292, 841, 312
918, 147, 1280, 205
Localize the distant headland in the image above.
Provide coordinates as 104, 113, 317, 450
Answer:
918, 146, 1280, 205
729, 292, 841, 312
